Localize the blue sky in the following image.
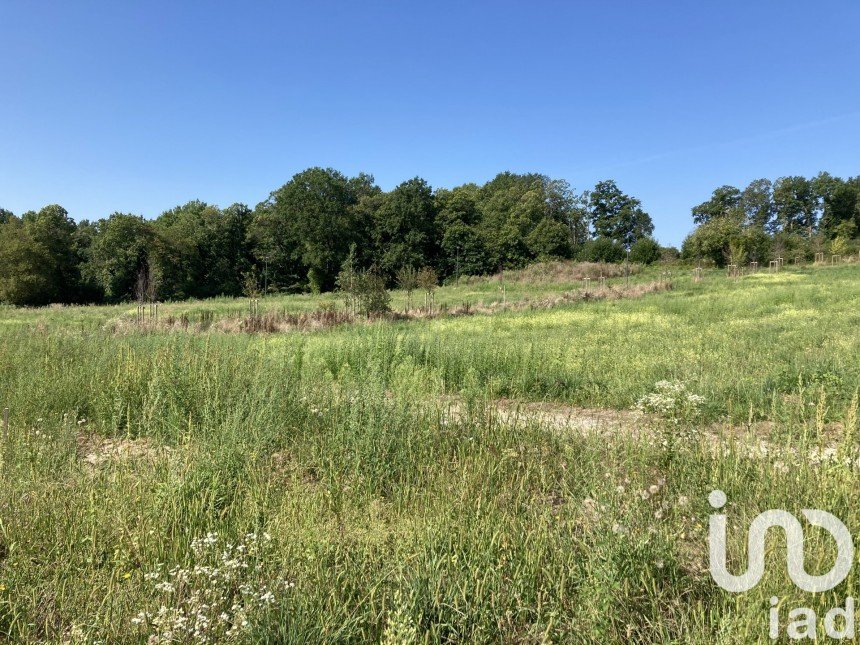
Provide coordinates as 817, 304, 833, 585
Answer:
2, 1, 859, 246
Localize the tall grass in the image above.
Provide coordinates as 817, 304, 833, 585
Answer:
0, 264, 858, 642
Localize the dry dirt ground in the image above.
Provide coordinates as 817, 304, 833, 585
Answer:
73, 395, 852, 471
437, 396, 853, 469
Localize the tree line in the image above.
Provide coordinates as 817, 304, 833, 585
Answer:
0, 169, 661, 306
681, 172, 860, 266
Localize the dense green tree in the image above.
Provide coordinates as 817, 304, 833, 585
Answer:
253, 168, 365, 293
154, 200, 214, 299
247, 198, 304, 293
84, 214, 160, 302
207, 203, 254, 296
738, 225, 772, 264
577, 237, 625, 263
691, 185, 742, 224
588, 180, 654, 248
687, 173, 860, 266
348, 173, 383, 268
470, 173, 589, 269
629, 237, 662, 265
830, 219, 858, 255
773, 176, 816, 236
71, 219, 103, 302
20, 204, 77, 302
436, 185, 481, 229
0, 216, 54, 305
660, 246, 681, 262
543, 178, 589, 250
771, 230, 812, 262
440, 220, 488, 278
0, 168, 667, 305
373, 177, 438, 278
476, 173, 541, 268
819, 181, 859, 237
681, 217, 743, 267
155, 201, 254, 298
811, 171, 841, 224
435, 185, 488, 277
526, 218, 572, 259
740, 179, 774, 230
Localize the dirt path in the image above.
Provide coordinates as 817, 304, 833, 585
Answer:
439, 395, 854, 468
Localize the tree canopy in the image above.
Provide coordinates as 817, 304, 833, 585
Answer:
0, 170, 659, 306
682, 172, 860, 266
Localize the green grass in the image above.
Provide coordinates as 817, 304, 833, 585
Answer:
0, 263, 858, 642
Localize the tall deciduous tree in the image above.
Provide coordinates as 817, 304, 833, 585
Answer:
373, 177, 438, 278
21, 204, 77, 302
72, 219, 103, 302
773, 176, 816, 236
526, 218, 572, 258
207, 203, 254, 296
545, 179, 589, 250
154, 200, 215, 299
257, 167, 364, 293
0, 215, 54, 305
588, 180, 654, 248
680, 217, 744, 267
817, 177, 860, 238
435, 185, 488, 278
84, 213, 159, 302
155, 200, 254, 298
691, 185, 742, 224
740, 179, 774, 230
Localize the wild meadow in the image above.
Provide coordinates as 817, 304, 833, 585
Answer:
0, 263, 859, 643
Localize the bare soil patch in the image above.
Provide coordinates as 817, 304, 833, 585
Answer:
76, 434, 166, 468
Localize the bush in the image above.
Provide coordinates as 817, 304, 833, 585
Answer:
681, 218, 743, 267
526, 218, 572, 259
772, 231, 811, 263
355, 271, 391, 316
629, 237, 661, 265
416, 266, 438, 312
660, 246, 681, 262
337, 249, 390, 316
577, 237, 625, 263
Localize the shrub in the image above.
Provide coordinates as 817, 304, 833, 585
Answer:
660, 246, 681, 262
629, 237, 661, 265
416, 266, 438, 312
355, 271, 391, 316
395, 266, 419, 310
525, 218, 572, 259
681, 218, 742, 267
577, 237, 625, 263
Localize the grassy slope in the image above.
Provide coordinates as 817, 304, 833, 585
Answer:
0, 264, 858, 642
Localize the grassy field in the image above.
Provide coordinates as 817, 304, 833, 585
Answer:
0, 263, 859, 642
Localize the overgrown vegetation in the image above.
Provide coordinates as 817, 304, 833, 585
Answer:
0, 263, 858, 642
0, 174, 662, 306
682, 172, 860, 266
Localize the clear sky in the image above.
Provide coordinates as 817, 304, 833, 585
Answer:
2, 1, 859, 245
